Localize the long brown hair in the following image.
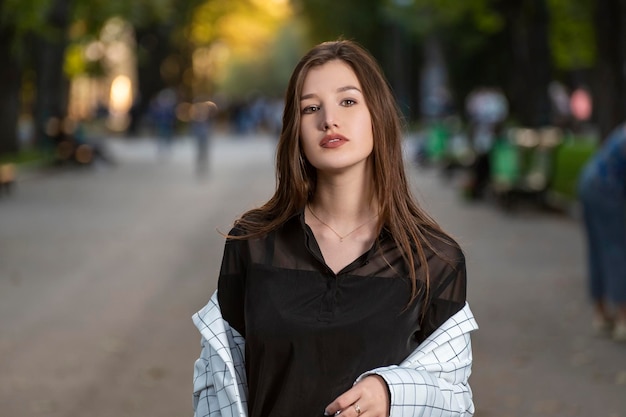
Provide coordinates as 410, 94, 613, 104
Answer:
233, 39, 458, 304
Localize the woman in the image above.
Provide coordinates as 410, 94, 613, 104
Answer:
578, 123, 626, 341
192, 40, 478, 417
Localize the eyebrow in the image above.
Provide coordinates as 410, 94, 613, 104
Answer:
300, 85, 362, 101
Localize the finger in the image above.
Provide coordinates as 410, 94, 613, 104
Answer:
324, 387, 361, 416
326, 402, 365, 417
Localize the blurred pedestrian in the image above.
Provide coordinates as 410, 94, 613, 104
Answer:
465, 87, 508, 199
578, 123, 626, 341
191, 40, 478, 417
150, 88, 177, 155
189, 100, 217, 177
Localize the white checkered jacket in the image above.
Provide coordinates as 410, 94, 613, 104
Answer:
192, 292, 478, 417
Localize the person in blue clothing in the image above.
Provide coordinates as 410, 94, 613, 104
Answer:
192, 40, 478, 417
190, 100, 217, 177
150, 88, 178, 155
578, 123, 626, 341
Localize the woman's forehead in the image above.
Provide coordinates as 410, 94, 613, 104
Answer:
301, 60, 362, 95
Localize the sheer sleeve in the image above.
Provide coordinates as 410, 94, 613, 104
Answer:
217, 228, 248, 338
417, 240, 467, 343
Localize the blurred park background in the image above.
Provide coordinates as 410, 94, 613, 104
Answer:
1, 0, 625, 206
1, 1, 626, 417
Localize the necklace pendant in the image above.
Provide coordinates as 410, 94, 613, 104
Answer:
307, 204, 378, 245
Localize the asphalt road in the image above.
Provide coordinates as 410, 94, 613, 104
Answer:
0, 133, 624, 417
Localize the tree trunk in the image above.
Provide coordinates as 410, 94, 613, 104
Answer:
0, 27, 21, 156
33, 0, 71, 146
526, 0, 553, 126
506, 0, 553, 127
130, 25, 174, 135
592, 0, 626, 140
384, 21, 413, 119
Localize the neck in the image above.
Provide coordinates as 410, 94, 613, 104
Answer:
309, 170, 378, 222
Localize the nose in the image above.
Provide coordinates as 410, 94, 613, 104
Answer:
320, 109, 338, 131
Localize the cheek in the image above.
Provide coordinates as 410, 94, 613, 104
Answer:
360, 114, 374, 147
298, 130, 314, 161
299, 118, 317, 146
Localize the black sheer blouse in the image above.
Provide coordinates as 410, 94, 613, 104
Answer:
217, 211, 466, 417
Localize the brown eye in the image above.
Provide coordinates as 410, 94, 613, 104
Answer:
302, 105, 320, 114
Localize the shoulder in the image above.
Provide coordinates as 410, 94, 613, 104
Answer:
603, 124, 626, 149
232, 209, 301, 236
423, 228, 465, 266
225, 210, 300, 253
419, 229, 466, 294
226, 211, 268, 242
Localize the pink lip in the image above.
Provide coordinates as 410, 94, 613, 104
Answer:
320, 134, 348, 148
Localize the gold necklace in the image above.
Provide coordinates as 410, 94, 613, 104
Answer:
307, 204, 378, 242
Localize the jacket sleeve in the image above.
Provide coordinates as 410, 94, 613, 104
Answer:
193, 335, 222, 417
357, 302, 478, 417
192, 292, 248, 417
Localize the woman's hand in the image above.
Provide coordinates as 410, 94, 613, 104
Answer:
324, 375, 390, 417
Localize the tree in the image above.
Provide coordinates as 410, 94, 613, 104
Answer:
0, 17, 22, 155
499, 0, 553, 127
186, 0, 298, 100
592, 0, 626, 139
0, 0, 201, 155
32, 0, 72, 146
294, 0, 422, 119
0, 0, 53, 155
384, 0, 556, 127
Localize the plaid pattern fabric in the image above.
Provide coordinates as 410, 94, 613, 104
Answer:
192, 292, 248, 417
357, 302, 478, 416
192, 292, 478, 417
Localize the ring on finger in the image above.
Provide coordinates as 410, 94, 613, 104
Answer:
354, 403, 361, 416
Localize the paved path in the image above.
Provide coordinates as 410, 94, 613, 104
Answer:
0, 133, 624, 417
413, 165, 626, 417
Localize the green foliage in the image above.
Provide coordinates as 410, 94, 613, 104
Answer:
0, 0, 51, 33
1, 0, 52, 60
383, 0, 597, 72
294, 0, 387, 50
382, 0, 504, 38
551, 135, 597, 200
0, 148, 54, 165
547, 0, 595, 70
72, 0, 177, 31
188, 0, 241, 45
63, 43, 86, 77
186, 0, 299, 99
218, 22, 307, 98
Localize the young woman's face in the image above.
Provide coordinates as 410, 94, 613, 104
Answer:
299, 60, 374, 174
